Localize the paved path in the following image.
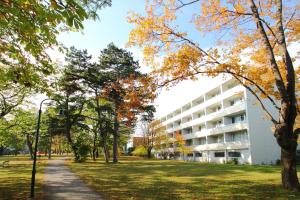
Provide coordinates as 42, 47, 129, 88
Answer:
43, 158, 103, 200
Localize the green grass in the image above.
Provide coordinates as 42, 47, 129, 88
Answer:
68, 156, 300, 200
0, 155, 47, 200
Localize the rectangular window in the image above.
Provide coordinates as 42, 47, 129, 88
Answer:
231, 117, 235, 124
195, 152, 202, 157
217, 135, 224, 143
214, 152, 225, 157
230, 101, 235, 106
187, 153, 193, 157
241, 114, 245, 121
228, 152, 241, 157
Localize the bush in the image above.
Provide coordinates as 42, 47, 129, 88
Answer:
77, 144, 90, 162
132, 146, 147, 157
227, 158, 239, 165
73, 135, 90, 163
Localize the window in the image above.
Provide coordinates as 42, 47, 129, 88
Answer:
195, 152, 202, 157
187, 153, 193, 157
227, 131, 248, 142
215, 120, 222, 127
198, 126, 202, 131
215, 152, 225, 157
240, 114, 245, 121
228, 152, 241, 157
230, 101, 235, 106
231, 117, 235, 124
217, 135, 224, 143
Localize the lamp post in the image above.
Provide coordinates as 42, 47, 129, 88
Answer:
30, 99, 50, 198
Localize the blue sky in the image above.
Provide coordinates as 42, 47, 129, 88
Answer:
57, 0, 146, 54
57, 0, 216, 56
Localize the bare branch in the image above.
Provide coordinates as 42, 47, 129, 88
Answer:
175, 0, 200, 10
249, 0, 287, 101
231, 74, 278, 124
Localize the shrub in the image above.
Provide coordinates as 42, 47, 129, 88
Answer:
77, 144, 90, 162
132, 146, 147, 157
227, 158, 239, 165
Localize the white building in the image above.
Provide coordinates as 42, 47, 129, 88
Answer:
157, 78, 280, 164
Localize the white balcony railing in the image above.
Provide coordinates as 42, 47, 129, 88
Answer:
161, 85, 245, 125
194, 140, 249, 151
207, 122, 248, 135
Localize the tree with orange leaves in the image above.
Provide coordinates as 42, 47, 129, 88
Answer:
61, 45, 156, 163
174, 131, 192, 160
128, 0, 300, 190
99, 43, 156, 163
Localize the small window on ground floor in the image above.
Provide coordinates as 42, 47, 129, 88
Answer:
187, 153, 193, 157
214, 152, 225, 157
228, 151, 241, 157
195, 152, 202, 157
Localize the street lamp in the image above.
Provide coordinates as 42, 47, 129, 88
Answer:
30, 99, 63, 198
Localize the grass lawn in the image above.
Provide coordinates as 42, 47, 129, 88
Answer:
68, 156, 300, 200
0, 155, 47, 200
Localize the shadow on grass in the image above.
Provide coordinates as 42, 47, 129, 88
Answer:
68, 157, 300, 200
0, 155, 46, 200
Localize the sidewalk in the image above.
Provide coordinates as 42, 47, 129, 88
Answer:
43, 158, 103, 200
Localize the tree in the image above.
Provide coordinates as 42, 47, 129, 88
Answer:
51, 66, 87, 162
140, 117, 171, 159
174, 131, 192, 160
0, 109, 37, 158
60, 47, 113, 163
98, 43, 156, 163
151, 121, 171, 159
0, 0, 111, 119
128, 0, 300, 190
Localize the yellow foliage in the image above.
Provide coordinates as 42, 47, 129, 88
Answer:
128, 0, 299, 126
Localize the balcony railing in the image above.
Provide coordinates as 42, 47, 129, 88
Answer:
208, 122, 247, 135
193, 140, 249, 151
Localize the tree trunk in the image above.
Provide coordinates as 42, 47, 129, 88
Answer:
96, 148, 99, 158
103, 145, 109, 163
66, 130, 79, 162
26, 134, 33, 159
112, 112, 119, 163
48, 133, 52, 160
281, 146, 299, 191
147, 147, 152, 159
0, 146, 3, 155
92, 131, 97, 161
275, 123, 300, 191
113, 133, 118, 163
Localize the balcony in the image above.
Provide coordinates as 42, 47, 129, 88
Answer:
208, 122, 248, 135
194, 140, 249, 151
225, 141, 250, 149
162, 85, 245, 125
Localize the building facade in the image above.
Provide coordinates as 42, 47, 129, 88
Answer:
158, 78, 280, 164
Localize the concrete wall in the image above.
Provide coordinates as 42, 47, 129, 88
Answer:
227, 149, 251, 164
245, 89, 280, 164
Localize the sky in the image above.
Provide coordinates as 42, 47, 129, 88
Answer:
49, 0, 299, 121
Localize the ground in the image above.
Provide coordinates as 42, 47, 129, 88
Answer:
68, 156, 300, 200
0, 155, 47, 200
1, 155, 300, 199
43, 158, 102, 200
